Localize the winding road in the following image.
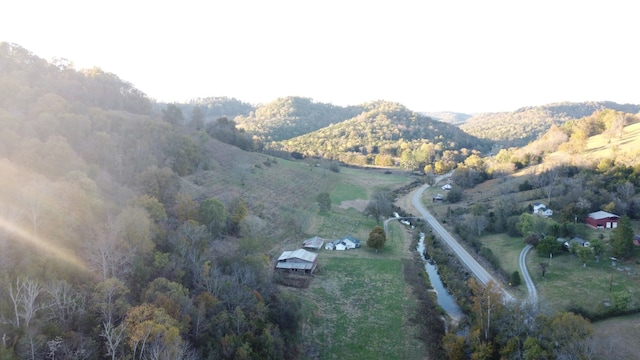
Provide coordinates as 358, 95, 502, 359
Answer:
519, 245, 538, 303
410, 182, 515, 302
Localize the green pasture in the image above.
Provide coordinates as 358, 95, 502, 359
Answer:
331, 183, 367, 203
529, 248, 639, 315
298, 254, 424, 360
477, 232, 640, 315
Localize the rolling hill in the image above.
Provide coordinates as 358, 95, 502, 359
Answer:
234, 96, 363, 141
460, 101, 640, 147
270, 100, 491, 166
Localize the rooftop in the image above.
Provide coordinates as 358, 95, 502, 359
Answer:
588, 211, 619, 220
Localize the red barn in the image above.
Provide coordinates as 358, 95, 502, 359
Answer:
586, 211, 619, 229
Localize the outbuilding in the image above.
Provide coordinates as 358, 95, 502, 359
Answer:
302, 236, 324, 251
586, 211, 619, 229
276, 249, 318, 274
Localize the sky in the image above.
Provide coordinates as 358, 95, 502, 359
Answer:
2, 0, 638, 113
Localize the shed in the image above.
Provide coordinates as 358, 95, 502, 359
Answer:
276, 249, 318, 274
302, 236, 324, 251
325, 242, 335, 250
586, 211, 619, 229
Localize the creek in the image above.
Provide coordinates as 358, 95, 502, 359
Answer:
417, 232, 463, 321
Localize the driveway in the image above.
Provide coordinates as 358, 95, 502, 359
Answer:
519, 245, 538, 303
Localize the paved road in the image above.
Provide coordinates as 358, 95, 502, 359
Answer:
519, 245, 538, 304
411, 182, 514, 301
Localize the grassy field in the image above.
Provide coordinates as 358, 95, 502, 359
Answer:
527, 247, 640, 315
293, 221, 425, 360
591, 312, 640, 360
235, 162, 429, 359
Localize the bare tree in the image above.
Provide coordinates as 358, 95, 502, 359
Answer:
85, 222, 133, 281
100, 321, 127, 360
22, 179, 48, 238
45, 280, 85, 327
8, 277, 48, 328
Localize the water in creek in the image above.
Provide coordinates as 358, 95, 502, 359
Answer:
417, 232, 463, 321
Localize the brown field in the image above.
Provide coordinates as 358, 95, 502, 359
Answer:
591, 313, 640, 360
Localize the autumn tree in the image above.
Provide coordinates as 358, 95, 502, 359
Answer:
93, 278, 131, 360
226, 197, 248, 236
124, 304, 185, 359
367, 226, 386, 252
137, 166, 180, 208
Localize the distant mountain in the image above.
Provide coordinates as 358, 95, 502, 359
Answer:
460, 101, 640, 147
422, 111, 472, 125
234, 96, 363, 141
187, 96, 254, 119
271, 100, 490, 167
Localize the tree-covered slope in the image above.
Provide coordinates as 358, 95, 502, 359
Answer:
460, 101, 640, 147
0, 42, 318, 358
234, 96, 363, 141
272, 101, 491, 169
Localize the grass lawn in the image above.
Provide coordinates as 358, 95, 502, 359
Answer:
296, 254, 423, 360
271, 166, 426, 359
478, 233, 532, 298
526, 248, 640, 315
287, 212, 425, 359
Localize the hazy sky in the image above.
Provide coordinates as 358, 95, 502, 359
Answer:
3, 1, 638, 113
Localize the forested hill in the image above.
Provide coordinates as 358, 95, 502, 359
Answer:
460, 101, 640, 147
0, 42, 317, 358
234, 96, 363, 141
271, 101, 491, 168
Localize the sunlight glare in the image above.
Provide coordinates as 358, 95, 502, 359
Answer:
0, 215, 88, 271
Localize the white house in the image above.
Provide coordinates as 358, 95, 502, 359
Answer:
533, 203, 553, 217
324, 242, 335, 250
342, 239, 356, 249
442, 184, 452, 191
335, 242, 346, 251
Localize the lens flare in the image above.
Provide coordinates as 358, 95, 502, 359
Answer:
0, 216, 88, 271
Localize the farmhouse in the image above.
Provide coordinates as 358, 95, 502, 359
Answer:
341, 235, 361, 248
302, 236, 324, 251
561, 236, 590, 250
586, 211, 620, 229
532, 203, 553, 217
442, 184, 452, 191
276, 249, 318, 274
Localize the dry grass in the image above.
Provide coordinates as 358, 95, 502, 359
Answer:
591, 313, 640, 360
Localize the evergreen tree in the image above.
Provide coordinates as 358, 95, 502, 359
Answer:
316, 192, 331, 212
611, 216, 634, 257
